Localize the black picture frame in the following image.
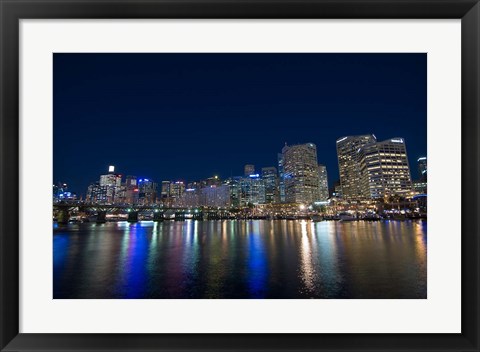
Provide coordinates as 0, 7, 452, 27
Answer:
1, 0, 479, 351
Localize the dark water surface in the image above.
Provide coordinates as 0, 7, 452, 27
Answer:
53, 220, 427, 299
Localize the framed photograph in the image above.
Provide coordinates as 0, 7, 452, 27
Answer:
1, 0, 479, 351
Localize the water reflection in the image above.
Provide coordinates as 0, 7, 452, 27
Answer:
299, 220, 316, 293
53, 220, 427, 299
247, 221, 268, 298
116, 223, 149, 298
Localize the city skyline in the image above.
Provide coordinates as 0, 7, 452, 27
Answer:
54, 53, 427, 195
55, 135, 426, 200
55, 136, 426, 207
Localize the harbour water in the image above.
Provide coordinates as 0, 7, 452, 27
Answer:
53, 220, 427, 299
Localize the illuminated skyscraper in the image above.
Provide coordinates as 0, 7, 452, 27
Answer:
317, 164, 329, 201
336, 134, 376, 200
125, 175, 139, 204
99, 166, 122, 204
262, 166, 279, 204
160, 181, 171, 206
99, 173, 121, 188
138, 178, 157, 205
282, 143, 320, 204
161, 181, 170, 197
358, 138, 413, 199
170, 181, 185, 200
224, 176, 242, 208
277, 153, 286, 202
240, 174, 265, 205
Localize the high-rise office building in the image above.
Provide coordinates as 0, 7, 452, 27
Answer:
262, 166, 279, 204
282, 143, 320, 204
358, 138, 413, 199
161, 181, 171, 197
170, 181, 185, 200
138, 178, 157, 205
244, 164, 255, 177
125, 175, 139, 204
277, 153, 286, 203
99, 173, 122, 187
417, 156, 427, 181
99, 166, 122, 204
224, 176, 242, 208
240, 174, 265, 205
336, 134, 377, 200
318, 164, 329, 201
160, 181, 172, 206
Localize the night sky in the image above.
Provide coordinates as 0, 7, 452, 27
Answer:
54, 53, 426, 197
